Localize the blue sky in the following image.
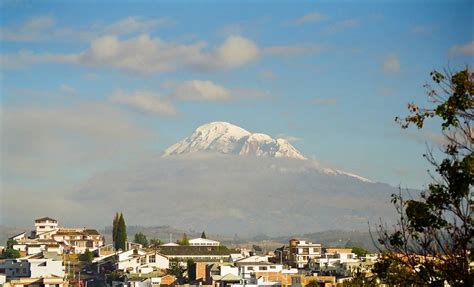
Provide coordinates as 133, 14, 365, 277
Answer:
1, 0, 473, 200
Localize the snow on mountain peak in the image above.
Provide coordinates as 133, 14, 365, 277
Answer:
163, 121, 307, 160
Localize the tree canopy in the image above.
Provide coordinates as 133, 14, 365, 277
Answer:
4, 248, 21, 259
376, 68, 473, 286
133, 232, 149, 248
114, 212, 127, 251
177, 233, 189, 245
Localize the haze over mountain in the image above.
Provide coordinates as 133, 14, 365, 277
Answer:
66, 121, 397, 236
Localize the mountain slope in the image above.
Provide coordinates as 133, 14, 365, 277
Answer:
74, 154, 396, 236
163, 122, 307, 160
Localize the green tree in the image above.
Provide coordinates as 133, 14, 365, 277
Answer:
115, 213, 127, 251
112, 212, 120, 247
4, 248, 21, 258
177, 233, 189, 245
6, 239, 17, 249
79, 249, 94, 263
167, 258, 186, 284
376, 68, 474, 286
201, 231, 207, 239
149, 238, 162, 248
133, 232, 149, 248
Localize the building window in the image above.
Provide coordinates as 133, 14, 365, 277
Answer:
247, 267, 254, 271
149, 255, 156, 263
270, 266, 276, 269
259, 266, 267, 271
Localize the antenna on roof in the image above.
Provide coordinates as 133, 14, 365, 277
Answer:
169, 233, 172, 243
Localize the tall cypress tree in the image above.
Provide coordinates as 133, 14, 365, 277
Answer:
112, 212, 119, 247
115, 213, 127, 251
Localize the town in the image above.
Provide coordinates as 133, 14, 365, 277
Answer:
0, 216, 380, 287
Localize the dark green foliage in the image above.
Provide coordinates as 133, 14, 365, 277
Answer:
114, 213, 127, 251
177, 233, 189, 245
377, 68, 474, 286
112, 212, 119, 247
79, 249, 94, 263
4, 248, 20, 258
201, 231, 206, 239
149, 238, 161, 248
133, 232, 149, 248
167, 258, 186, 284
6, 239, 17, 249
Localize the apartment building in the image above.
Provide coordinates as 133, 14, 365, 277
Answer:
288, 239, 321, 269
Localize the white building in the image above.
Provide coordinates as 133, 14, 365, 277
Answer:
234, 256, 283, 279
22, 217, 105, 254
116, 249, 169, 273
288, 239, 321, 269
33, 218, 58, 238
12, 240, 63, 255
0, 258, 65, 279
189, 238, 220, 246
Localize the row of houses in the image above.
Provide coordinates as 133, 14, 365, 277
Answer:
1, 217, 378, 287
8, 217, 104, 256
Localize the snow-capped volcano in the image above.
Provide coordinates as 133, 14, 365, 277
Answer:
163, 121, 307, 160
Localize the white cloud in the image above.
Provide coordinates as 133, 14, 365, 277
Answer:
263, 43, 324, 56
103, 16, 170, 36
323, 18, 359, 33
296, 12, 329, 24
0, 16, 55, 42
0, 50, 78, 69
171, 80, 230, 101
382, 54, 400, 74
312, 97, 338, 106
0, 16, 170, 43
169, 80, 270, 101
449, 41, 474, 57
2, 35, 260, 73
110, 90, 177, 116
208, 35, 259, 69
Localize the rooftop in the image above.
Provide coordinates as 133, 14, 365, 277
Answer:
35, 217, 57, 223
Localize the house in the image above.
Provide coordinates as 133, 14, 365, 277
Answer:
6, 276, 67, 287
116, 249, 169, 273
317, 248, 358, 273
8, 232, 26, 242
12, 239, 63, 255
234, 256, 283, 280
288, 239, 321, 269
21, 217, 105, 254
158, 245, 232, 263
189, 238, 220, 246
32, 217, 59, 239
0, 258, 65, 279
